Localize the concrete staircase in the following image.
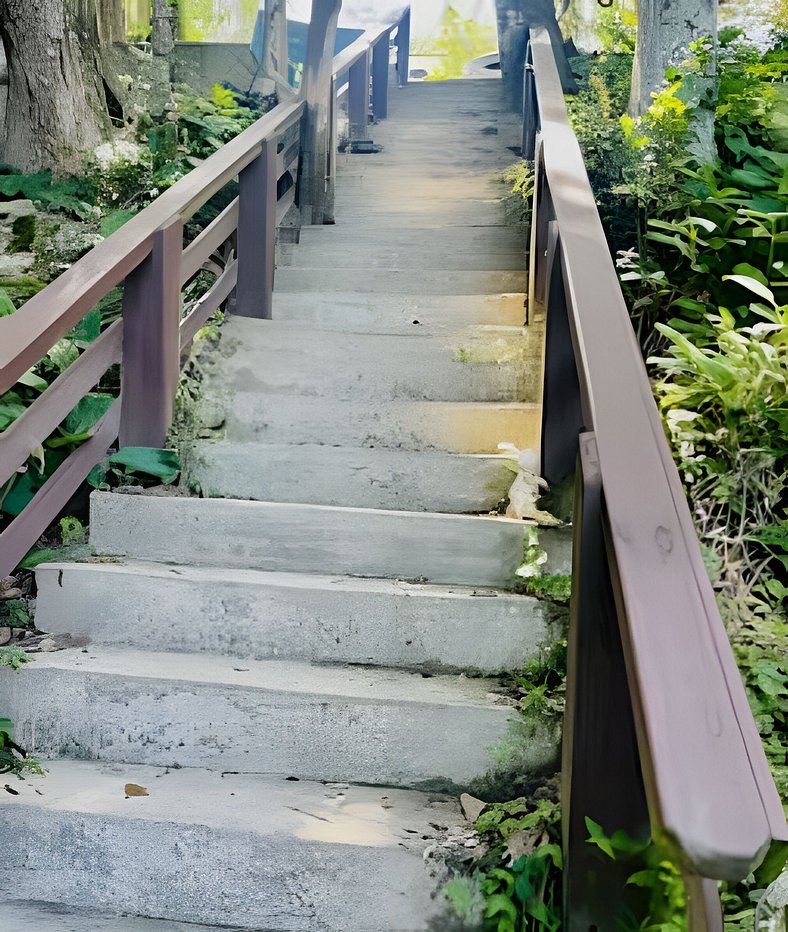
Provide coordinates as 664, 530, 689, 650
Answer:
0, 80, 565, 930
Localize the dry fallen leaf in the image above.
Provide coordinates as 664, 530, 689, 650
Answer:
124, 783, 149, 798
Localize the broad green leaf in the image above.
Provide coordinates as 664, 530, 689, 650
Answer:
0, 396, 27, 431
443, 878, 473, 918
0, 287, 15, 317
107, 446, 181, 483
721, 274, 776, 307
16, 369, 47, 391
69, 308, 101, 347
64, 393, 115, 436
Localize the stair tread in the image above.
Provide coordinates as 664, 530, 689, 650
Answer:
23, 646, 511, 709
3, 901, 227, 931
1, 759, 459, 837
38, 558, 523, 599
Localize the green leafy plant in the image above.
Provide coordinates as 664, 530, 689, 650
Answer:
0, 647, 30, 670
88, 446, 181, 490
445, 798, 562, 932
0, 718, 44, 779
0, 599, 31, 628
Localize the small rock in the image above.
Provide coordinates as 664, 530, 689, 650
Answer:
0, 576, 17, 592
12, 628, 25, 640
124, 783, 150, 797
0, 627, 11, 646
460, 792, 486, 823
0, 199, 36, 220
0, 588, 23, 601
38, 637, 58, 652
464, 838, 479, 849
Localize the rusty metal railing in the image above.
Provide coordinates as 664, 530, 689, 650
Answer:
523, 26, 786, 930
0, 10, 409, 578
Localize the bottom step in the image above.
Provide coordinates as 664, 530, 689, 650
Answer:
4, 901, 229, 931
0, 761, 459, 931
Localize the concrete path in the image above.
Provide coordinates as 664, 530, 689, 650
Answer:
0, 78, 558, 930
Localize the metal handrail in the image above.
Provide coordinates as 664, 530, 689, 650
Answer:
524, 25, 786, 929
0, 10, 408, 577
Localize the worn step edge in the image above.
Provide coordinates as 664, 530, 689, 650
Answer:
274, 267, 526, 296
218, 398, 541, 455
0, 647, 525, 784
89, 493, 572, 588
0, 761, 457, 931
183, 443, 514, 513
35, 561, 556, 673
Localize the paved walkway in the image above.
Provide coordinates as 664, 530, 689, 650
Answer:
0, 79, 565, 931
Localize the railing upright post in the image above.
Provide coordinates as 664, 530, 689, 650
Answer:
522, 43, 537, 159
395, 8, 410, 87
119, 218, 182, 449
538, 225, 584, 485
298, 0, 341, 225
234, 137, 277, 319
348, 46, 370, 139
562, 432, 651, 929
685, 875, 724, 932
371, 32, 391, 121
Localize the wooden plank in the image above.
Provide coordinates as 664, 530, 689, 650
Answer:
0, 322, 123, 487
179, 261, 238, 349
181, 198, 239, 284
0, 400, 120, 579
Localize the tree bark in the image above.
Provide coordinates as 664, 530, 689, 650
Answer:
251, 0, 294, 100
495, 0, 578, 111
298, 0, 341, 225
0, 0, 111, 174
630, 0, 716, 116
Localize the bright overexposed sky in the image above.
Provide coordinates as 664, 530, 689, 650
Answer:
285, 0, 497, 37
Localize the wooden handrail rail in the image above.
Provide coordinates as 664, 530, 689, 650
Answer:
525, 24, 786, 927
0, 98, 305, 394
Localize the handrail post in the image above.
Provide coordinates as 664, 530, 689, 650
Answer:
539, 225, 584, 485
348, 46, 370, 139
562, 433, 651, 929
119, 218, 182, 449
395, 8, 410, 87
522, 42, 537, 159
234, 137, 277, 319
371, 31, 391, 120
298, 0, 341, 225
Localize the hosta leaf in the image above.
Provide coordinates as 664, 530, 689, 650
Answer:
107, 446, 181, 483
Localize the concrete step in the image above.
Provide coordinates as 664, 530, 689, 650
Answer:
0, 648, 527, 783
269, 291, 527, 333
2, 901, 230, 931
296, 224, 526, 249
89, 493, 572, 588
0, 761, 459, 930
219, 397, 540, 454
274, 267, 526, 295
205, 317, 540, 404
35, 562, 554, 673
277, 242, 525, 271
3, 901, 227, 931
183, 442, 513, 513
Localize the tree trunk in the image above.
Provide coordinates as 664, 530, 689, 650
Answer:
629, 0, 716, 116
0, 0, 111, 174
298, 0, 341, 225
251, 0, 294, 100
495, 0, 578, 111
